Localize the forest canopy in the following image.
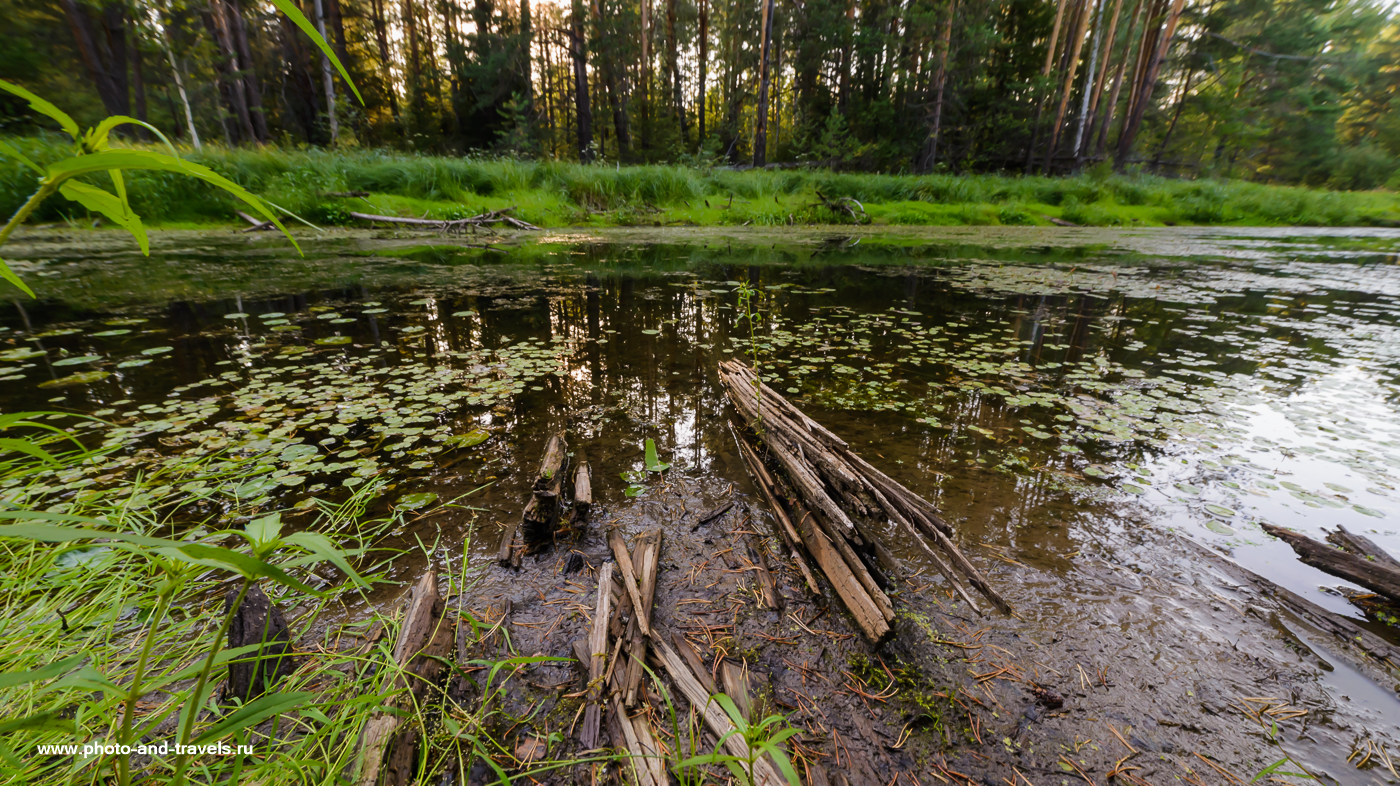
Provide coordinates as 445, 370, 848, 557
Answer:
1, 0, 1397, 189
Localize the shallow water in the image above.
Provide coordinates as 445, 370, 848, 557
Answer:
4, 225, 1400, 775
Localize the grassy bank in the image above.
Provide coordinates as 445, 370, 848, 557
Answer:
4, 137, 1400, 229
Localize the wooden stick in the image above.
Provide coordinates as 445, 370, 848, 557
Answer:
571, 461, 592, 527
737, 439, 823, 597
347, 209, 542, 231
608, 527, 652, 638
580, 561, 614, 749
623, 531, 661, 706
1264, 524, 1400, 603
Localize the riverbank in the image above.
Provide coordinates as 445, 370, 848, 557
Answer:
3, 139, 1399, 230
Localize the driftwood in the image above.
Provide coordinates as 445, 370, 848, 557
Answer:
809, 191, 868, 222
1264, 523, 1400, 603
571, 461, 592, 528
223, 584, 297, 704
1328, 525, 1400, 572
620, 531, 661, 708
349, 208, 541, 232
579, 561, 613, 750
691, 500, 735, 529
358, 570, 453, 786
522, 434, 568, 550
235, 210, 275, 232
744, 535, 783, 610
720, 360, 1012, 630
736, 441, 822, 598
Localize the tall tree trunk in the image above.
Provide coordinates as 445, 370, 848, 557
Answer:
1041, 0, 1093, 172
753, 0, 774, 166
571, 0, 594, 160
326, 0, 350, 63
101, 3, 133, 114
666, 0, 682, 135
59, 0, 128, 118
1119, 0, 1163, 151
1114, 0, 1185, 169
1070, 0, 1105, 165
639, 0, 651, 151
521, 0, 534, 112
206, 0, 256, 144
919, 0, 956, 172
589, 0, 631, 154
697, 0, 708, 143
1150, 67, 1192, 169
1083, 0, 1125, 155
278, 8, 321, 142
131, 35, 149, 134
1094, 0, 1143, 155
838, 0, 854, 114
158, 13, 202, 149
1024, 0, 1071, 171
370, 0, 401, 118
228, 0, 268, 142
314, 0, 339, 142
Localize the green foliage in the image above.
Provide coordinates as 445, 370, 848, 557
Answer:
677, 693, 803, 786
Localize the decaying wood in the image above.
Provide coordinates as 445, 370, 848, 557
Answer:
571, 461, 592, 528
496, 519, 521, 569
349, 208, 541, 232
720, 660, 753, 721
692, 499, 735, 529
608, 527, 651, 638
223, 584, 297, 704
579, 560, 613, 750
358, 570, 452, 786
736, 440, 822, 598
1328, 525, 1400, 572
522, 434, 568, 550
647, 633, 785, 786
671, 632, 717, 694
1263, 523, 1400, 603
738, 436, 891, 644
745, 535, 782, 610
720, 360, 1013, 623
622, 531, 661, 707
235, 210, 275, 232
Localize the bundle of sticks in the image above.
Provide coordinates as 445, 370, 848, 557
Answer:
719, 359, 1011, 644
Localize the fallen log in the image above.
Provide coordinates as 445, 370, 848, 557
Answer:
1263, 523, 1400, 603
571, 461, 592, 528
720, 360, 1012, 620
1327, 525, 1400, 572
735, 439, 822, 598
522, 434, 568, 550
235, 210, 274, 232
348, 208, 541, 232
357, 569, 453, 786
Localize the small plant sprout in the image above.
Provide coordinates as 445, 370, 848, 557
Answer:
735, 280, 765, 433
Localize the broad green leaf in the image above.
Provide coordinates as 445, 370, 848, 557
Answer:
283, 531, 369, 588
644, 438, 670, 473
44, 151, 300, 254
0, 79, 80, 139
268, 0, 364, 105
245, 514, 282, 550
86, 115, 179, 155
0, 437, 59, 465
0, 655, 85, 689
58, 181, 149, 254
191, 691, 313, 744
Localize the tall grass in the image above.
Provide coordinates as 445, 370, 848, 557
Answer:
3, 135, 1398, 228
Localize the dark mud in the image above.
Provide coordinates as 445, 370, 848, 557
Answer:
3, 225, 1399, 784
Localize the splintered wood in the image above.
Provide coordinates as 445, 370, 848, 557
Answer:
720, 359, 1012, 645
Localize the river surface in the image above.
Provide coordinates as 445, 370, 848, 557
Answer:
3, 225, 1399, 780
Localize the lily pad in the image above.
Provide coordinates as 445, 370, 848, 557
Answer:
444, 429, 491, 448
53, 355, 103, 366
0, 348, 46, 362
1121, 483, 1146, 495
224, 313, 250, 319
141, 346, 173, 356
39, 371, 111, 388
1203, 520, 1236, 535
1353, 505, 1385, 518
451, 310, 476, 317
259, 312, 287, 319
90, 329, 132, 337
315, 336, 353, 345
116, 359, 151, 368
104, 318, 148, 326
397, 492, 438, 511
1204, 504, 1236, 517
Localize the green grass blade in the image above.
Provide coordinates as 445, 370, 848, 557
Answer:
57, 181, 149, 255
283, 531, 369, 588
162, 543, 321, 595
87, 116, 181, 156
268, 0, 364, 105
0, 437, 59, 465
0, 655, 85, 689
191, 691, 314, 745
0, 139, 43, 174
0, 79, 80, 139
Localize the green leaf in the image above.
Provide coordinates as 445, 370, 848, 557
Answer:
86, 116, 180, 156
160, 544, 320, 595
643, 438, 670, 473
0, 257, 35, 298
0, 437, 59, 465
267, 0, 364, 105
283, 531, 370, 589
245, 514, 282, 549
0, 79, 80, 139
1251, 757, 1312, 782
58, 181, 149, 255
44, 151, 300, 255
192, 691, 314, 744
0, 655, 85, 689
0, 712, 76, 736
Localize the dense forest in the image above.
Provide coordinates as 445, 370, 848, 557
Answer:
1, 0, 1397, 188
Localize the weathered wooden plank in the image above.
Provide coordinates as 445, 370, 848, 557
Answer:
579, 560, 614, 749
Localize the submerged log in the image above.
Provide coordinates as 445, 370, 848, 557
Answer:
223, 584, 298, 704
522, 434, 568, 550
720, 359, 1012, 622
358, 569, 453, 786
1263, 523, 1400, 603
1328, 525, 1400, 572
